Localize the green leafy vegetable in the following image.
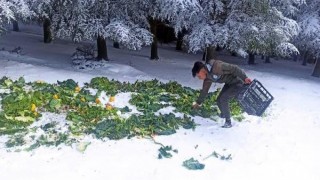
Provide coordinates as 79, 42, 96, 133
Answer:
158, 145, 178, 159
182, 158, 205, 170
0, 76, 244, 151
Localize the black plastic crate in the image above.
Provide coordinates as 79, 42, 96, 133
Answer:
237, 79, 274, 116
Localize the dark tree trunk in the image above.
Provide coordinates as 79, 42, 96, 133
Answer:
248, 53, 255, 65
113, 42, 120, 49
312, 59, 320, 77
96, 36, 108, 60
293, 54, 298, 62
265, 56, 271, 63
302, 58, 307, 66
302, 51, 308, 66
261, 55, 264, 60
43, 18, 52, 43
12, 20, 19, 32
176, 31, 184, 51
230, 52, 237, 56
202, 46, 216, 63
149, 18, 159, 60
202, 51, 206, 61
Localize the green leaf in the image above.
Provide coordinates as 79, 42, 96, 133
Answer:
155, 129, 176, 136
182, 158, 205, 170
14, 116, 35, 122
158, 146, 178, 159
49, 99, 61, 110
4, 79, 13, 87
76, 142, 91, 153
57, 79, 78, 90
119, 106, 131, 113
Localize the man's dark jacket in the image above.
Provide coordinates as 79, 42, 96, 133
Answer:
196, 60, 248, 104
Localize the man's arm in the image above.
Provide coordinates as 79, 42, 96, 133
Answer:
196, 79, 212, 105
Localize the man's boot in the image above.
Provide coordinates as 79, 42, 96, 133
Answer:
222, 118, 232, 128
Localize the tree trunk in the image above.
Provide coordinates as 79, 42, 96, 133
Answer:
265, 56, 271, 63
302, 51, 308, 66
312, 58, 320, 77
96, 36, 108, 60
12, 20, 19, 32
248, 53, 255, 65
302, 58, 307, 66
176, 31, 183, 51
293, 54, 298, 62
113, 42, 120, 49
43, 18, 52, 43
261, 55, 264, 60
203, 46, 216, 63
230, 51, 237, 56
202, 51, 206, 61
149, 18, 159, 60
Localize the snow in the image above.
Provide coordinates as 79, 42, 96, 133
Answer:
0, 24, 320, 180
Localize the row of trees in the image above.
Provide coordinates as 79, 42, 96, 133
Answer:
0, 0, 319, 77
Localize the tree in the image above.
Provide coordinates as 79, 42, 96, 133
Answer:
12, 20, 19, 31
183, 0, 301, 64
128, 0, 198, 60
176, 29, 187, 51
49, 0, 108, 59
29, 0, 62, 43
10, 0, 33, 32
0, 0, 14, 34
295, 0, 320, 74
50, 0, 153, 61
148, 17, 160, 59
183, 0, 228, 60
229, 0, 301, 63
0, 0, 32, 34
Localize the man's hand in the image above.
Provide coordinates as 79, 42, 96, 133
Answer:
244, 78, 252, 84
192, 102, 201, 109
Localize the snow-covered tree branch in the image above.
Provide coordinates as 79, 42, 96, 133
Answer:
295, 0, 320, 58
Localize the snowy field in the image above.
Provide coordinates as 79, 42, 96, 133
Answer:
0, 25, 320, 180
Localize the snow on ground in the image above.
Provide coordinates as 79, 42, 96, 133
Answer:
0, 25, 320, 180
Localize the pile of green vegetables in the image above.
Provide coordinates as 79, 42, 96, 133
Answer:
0, 76, 243, 151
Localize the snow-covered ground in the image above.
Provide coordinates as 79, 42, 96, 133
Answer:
0, 25, 320, 180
